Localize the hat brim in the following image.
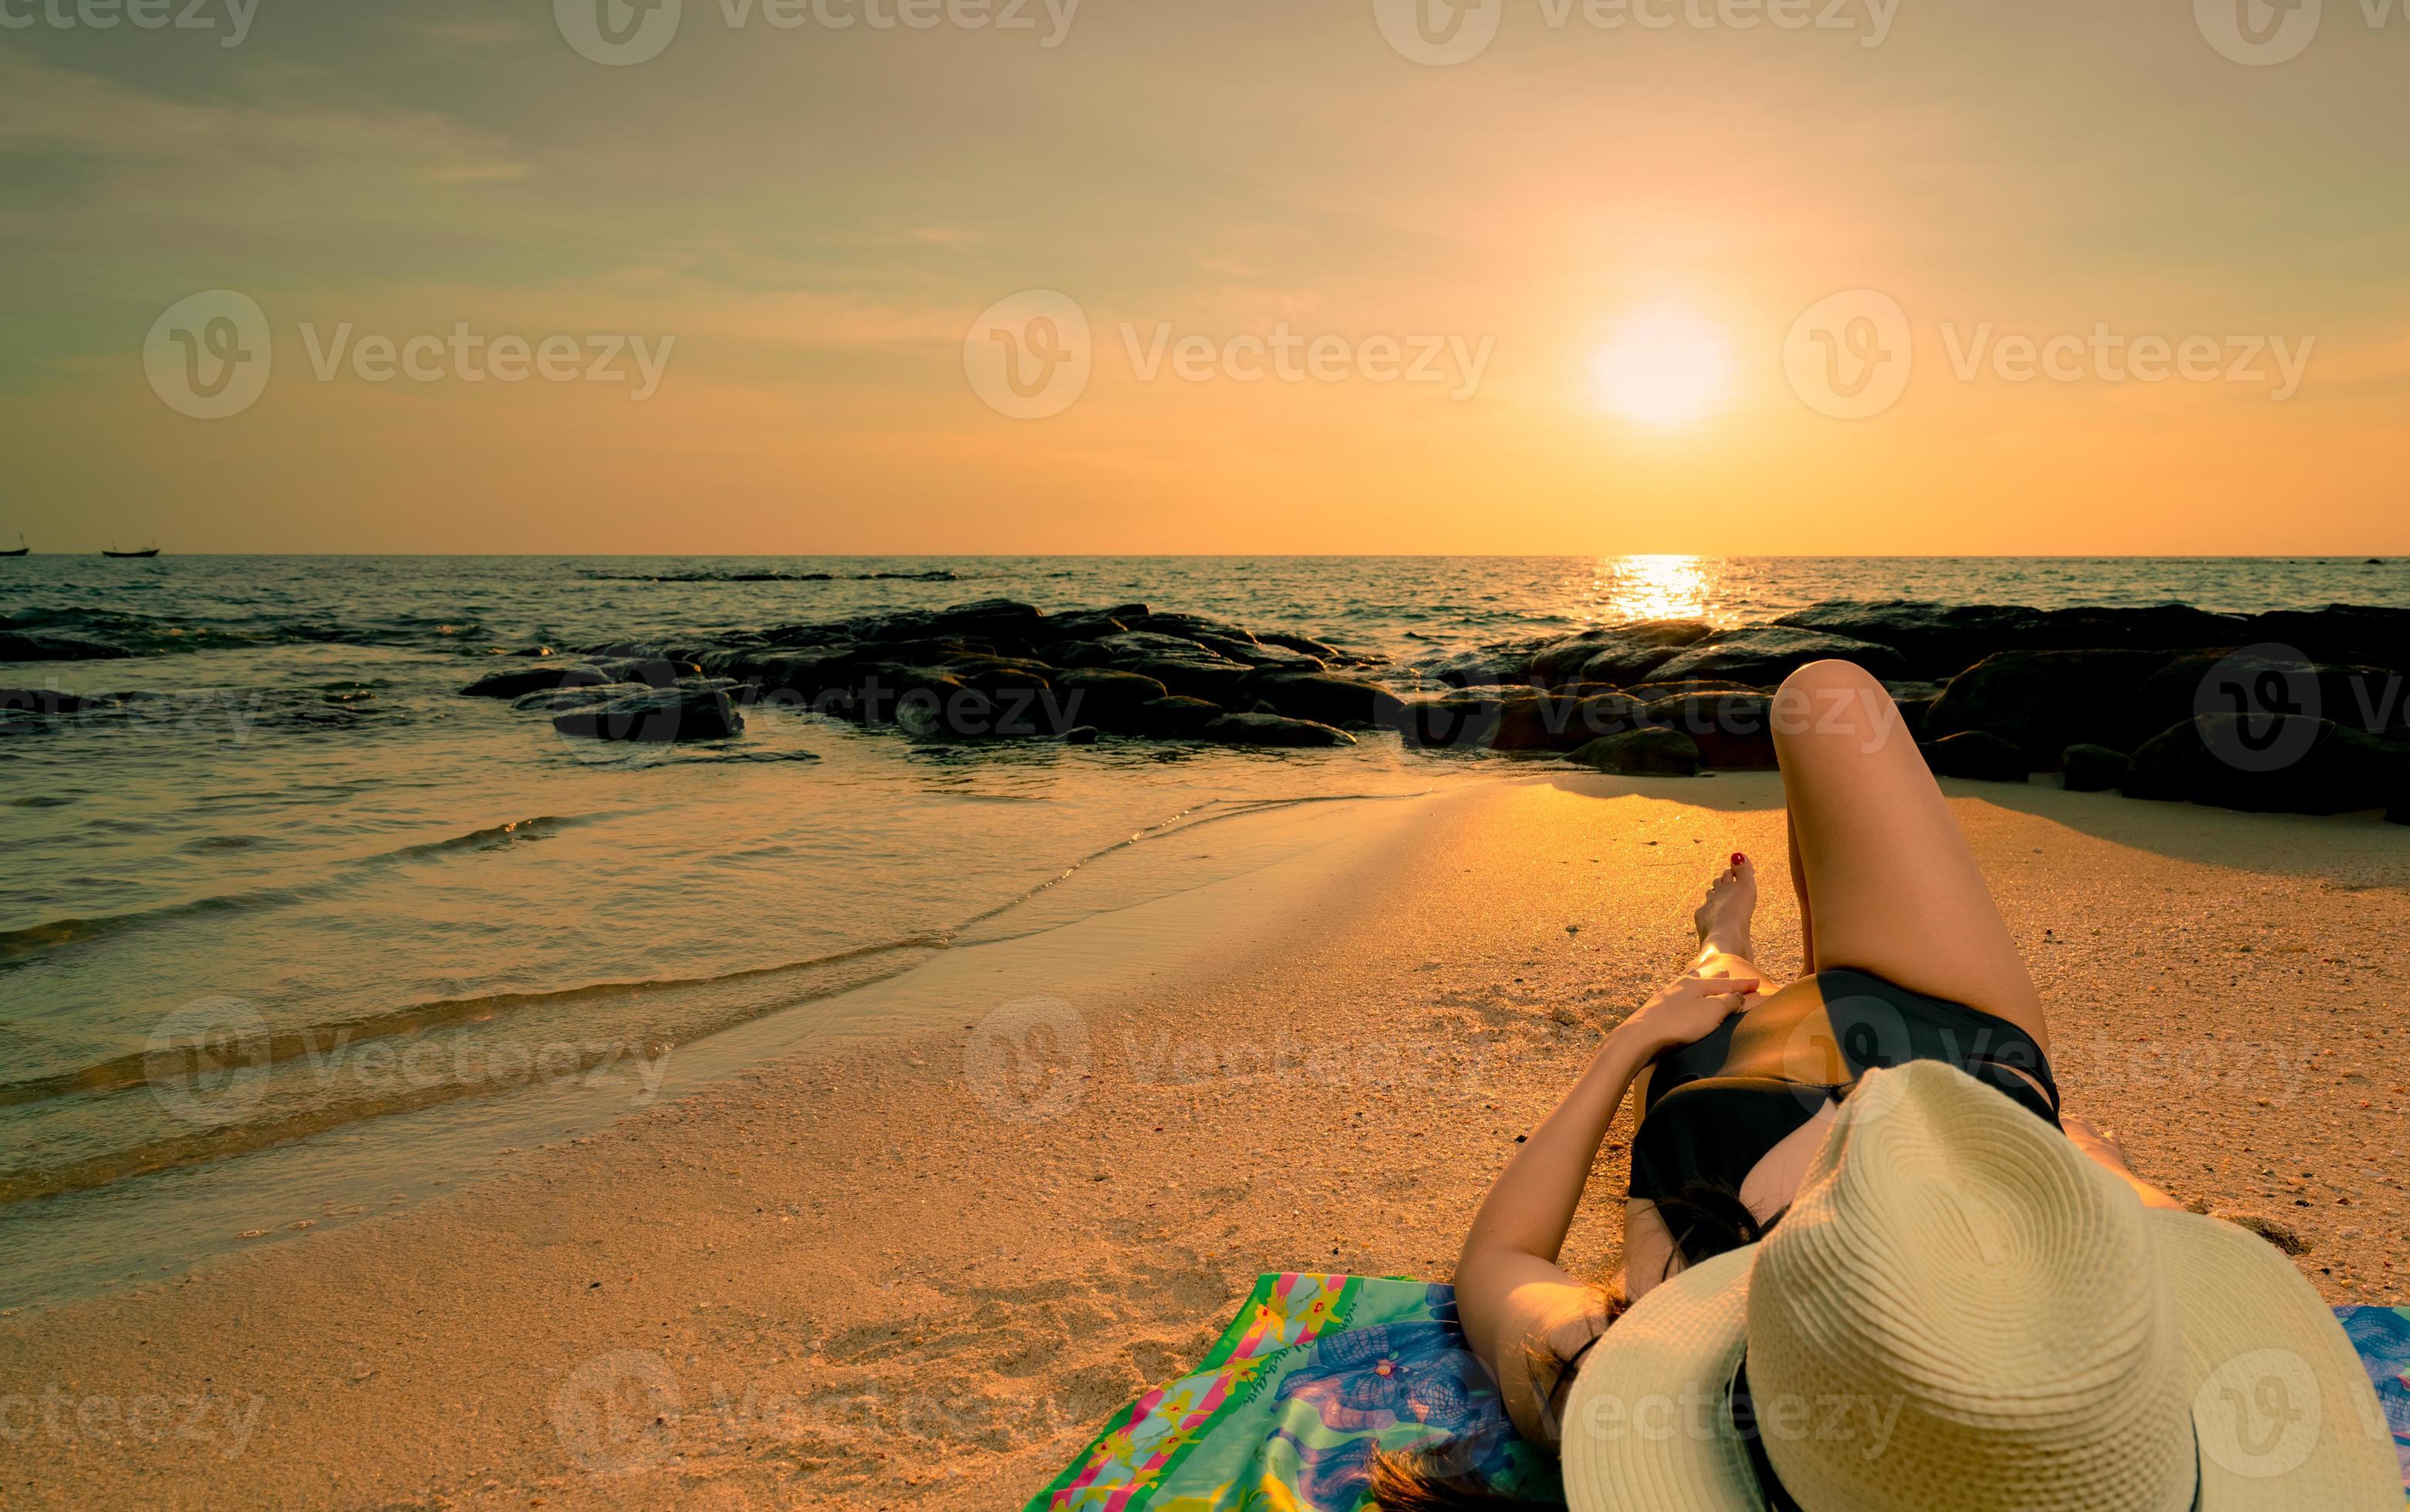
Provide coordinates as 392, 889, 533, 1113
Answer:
1561, 1212, 2398, 1511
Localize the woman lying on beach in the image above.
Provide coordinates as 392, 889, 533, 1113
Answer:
1380, 660, 2397, 1510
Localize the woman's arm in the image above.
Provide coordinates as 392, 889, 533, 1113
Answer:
2063, 1115, 2186, 1211
1454, 970, 1758, 1443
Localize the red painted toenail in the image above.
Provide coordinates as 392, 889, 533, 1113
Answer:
1731, 852, 1746, 865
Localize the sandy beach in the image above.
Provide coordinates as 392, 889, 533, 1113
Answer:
3, 773, 2405, 1510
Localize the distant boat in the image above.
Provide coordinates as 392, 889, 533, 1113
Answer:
103, 541, 160, 559
0, 533, 24, 558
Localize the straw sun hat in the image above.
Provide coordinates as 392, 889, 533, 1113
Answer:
1561, 1061, 2398, 1510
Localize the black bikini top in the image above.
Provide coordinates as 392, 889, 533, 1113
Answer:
1627, 968, 2060, 1257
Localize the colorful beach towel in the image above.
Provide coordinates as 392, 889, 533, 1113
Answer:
1025, 1273, 1557, 1511
2342, 1304, 2410, 1503
1031, 1284, 2410, 1511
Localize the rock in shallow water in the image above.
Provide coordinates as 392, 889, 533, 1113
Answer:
0, 633, 131, 662
1198, 712, 1355, 748
552, 687, 744, 744
1135, 696, 1223, 738
513, 683, 645, 713
462, 663, 614, 699
1049, 668, 1169, 730
1241, 670, 1407, 729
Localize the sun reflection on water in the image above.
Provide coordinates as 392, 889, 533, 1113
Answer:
1591, 555, 1726, 626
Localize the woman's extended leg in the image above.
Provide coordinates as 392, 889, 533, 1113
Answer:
1772, 659, 2050, 1051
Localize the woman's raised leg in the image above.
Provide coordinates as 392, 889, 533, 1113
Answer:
1771, 660, 2050, 1051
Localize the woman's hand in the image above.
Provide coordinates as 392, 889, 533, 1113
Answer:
1617, 970, 1761, 1058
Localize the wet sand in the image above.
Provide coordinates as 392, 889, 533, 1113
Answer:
2, 775, 2405, 1510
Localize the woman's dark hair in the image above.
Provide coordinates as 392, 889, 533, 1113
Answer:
1369, 1183, 1780, 1509
1654, 1178, 1784, 1267
1365, 1284, 1629, 1510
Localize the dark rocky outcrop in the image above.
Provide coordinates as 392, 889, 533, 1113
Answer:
1405, 690, 1645, 751
2129, 652, 2408, 741
552, 687, 743, 743
1567, 727, 1703, 776
1923, 731, 2030, 783
0, 633, 132, 662
1531, 621, 1715, 687
1049, 668, 1170, 731
453, 595, 2408, 824
1062, 725, 1101, 745
1922, 650, 2179, 766
1198, 712, 1355, 748
1136, 696, 1224, 738
2061, 744, 2132, 793
2126, 714, 2401, 815
1649, 627, 1909, 687
1773, 601, 2251, 680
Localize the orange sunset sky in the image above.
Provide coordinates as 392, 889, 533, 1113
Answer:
2, 1, 2407, 554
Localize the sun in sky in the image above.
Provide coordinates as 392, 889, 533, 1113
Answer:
1589, 308, 1733, 427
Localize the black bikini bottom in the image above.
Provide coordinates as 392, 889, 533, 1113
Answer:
1626, 967, 2060, 1217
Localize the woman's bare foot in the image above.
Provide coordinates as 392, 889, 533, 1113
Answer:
1693, 852, 1757, 962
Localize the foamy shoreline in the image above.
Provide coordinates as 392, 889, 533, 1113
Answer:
2, 775, 2405, 1509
